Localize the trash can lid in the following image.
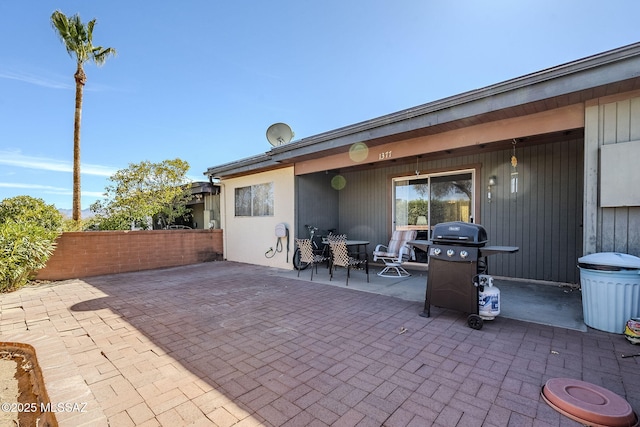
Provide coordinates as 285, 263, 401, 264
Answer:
578, 252, 640, 270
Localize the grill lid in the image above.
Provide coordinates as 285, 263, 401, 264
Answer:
432, 221, 488, 245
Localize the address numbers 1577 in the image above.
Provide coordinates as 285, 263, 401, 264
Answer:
378, 151, 392, 160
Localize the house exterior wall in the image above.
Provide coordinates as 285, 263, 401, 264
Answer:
482, 138, 584, 283
296, 173, 339, 238
306, 137, 584, 284
205, 47, 640, 284
190, 203, 205, 228
221, 167, 295, 269
584, 92, 640, 256
203, 192, 221, 229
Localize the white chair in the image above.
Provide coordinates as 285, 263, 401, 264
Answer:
373, 230, 417, 277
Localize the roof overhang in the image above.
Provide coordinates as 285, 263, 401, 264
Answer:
189, 181, 217, 194
205, 42, 640, 178
204, 154, 282, 179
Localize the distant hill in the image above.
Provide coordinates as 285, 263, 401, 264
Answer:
58, 208, 95, 219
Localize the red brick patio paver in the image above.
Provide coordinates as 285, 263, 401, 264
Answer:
1, 261, 638, 426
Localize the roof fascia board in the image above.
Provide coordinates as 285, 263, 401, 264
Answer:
205, 154, 276, 178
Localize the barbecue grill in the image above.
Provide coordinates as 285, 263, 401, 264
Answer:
413, 221, 518, 329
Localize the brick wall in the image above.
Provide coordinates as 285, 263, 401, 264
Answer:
36, 229, 224, 281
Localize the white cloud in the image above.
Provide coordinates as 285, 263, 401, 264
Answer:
0, 182, 67, 191
0, 150, 117, 177
0, 70, 72, 90
0, 67, 116, 92
0, 182, 105, 198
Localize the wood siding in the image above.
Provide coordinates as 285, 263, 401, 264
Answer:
297, 138, 584, 284
585, 96, 640, 256
481, 139, 583, 283
296, 173, 339, 237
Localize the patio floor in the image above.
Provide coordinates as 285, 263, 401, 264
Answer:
277, 264, 587, 332
1, 261, 638, 426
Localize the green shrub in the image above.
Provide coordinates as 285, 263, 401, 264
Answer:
0, 196, 62, 292
0, 221, 58, 292
0, 195, 63, 231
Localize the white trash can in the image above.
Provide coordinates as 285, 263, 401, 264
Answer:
578, 252, 640, 334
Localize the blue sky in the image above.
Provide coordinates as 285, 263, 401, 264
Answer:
2, 1, 639, 211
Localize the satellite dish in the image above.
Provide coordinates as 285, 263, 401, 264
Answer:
266, 123, 294, 147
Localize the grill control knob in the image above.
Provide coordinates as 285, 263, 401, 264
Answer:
460, 250, 469, 259
433, 248, 442, 256
446, 249, 455, 257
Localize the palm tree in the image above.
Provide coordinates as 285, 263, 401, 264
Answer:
51, 10, 116, 223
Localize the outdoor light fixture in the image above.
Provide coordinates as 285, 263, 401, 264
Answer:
511, 139, 519, 194
511, 171, 519, 194
487, 176, 496, 202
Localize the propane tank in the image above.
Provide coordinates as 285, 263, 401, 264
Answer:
478, 275, 500, 320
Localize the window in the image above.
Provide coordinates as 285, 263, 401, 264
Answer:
393, 170, 474, 233
235, 182, 274, 216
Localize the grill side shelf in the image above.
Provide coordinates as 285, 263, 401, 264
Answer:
479, 246, 519, 256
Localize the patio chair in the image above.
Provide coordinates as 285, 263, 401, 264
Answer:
328, 235, 369, 286
295, 238, 329, 281
373, 230, 417, 277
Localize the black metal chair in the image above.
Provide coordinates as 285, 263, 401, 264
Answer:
295, 238, 329, 281
327, 234, 368, 286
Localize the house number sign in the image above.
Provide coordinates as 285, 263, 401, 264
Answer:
379, 150, 392, 160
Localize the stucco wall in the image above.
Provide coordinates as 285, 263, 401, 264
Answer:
220, 167, 295, 269
36, 229, 223, 281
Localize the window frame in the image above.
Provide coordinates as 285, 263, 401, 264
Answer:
234, 182, 274, 217
392, 168, 476, 233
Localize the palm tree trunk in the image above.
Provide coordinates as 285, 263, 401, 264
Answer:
72, 64, 86, 222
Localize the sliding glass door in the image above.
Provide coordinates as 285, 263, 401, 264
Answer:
393, 170, 474, 235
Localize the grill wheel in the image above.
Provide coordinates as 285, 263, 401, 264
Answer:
467, 314, 484, 330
